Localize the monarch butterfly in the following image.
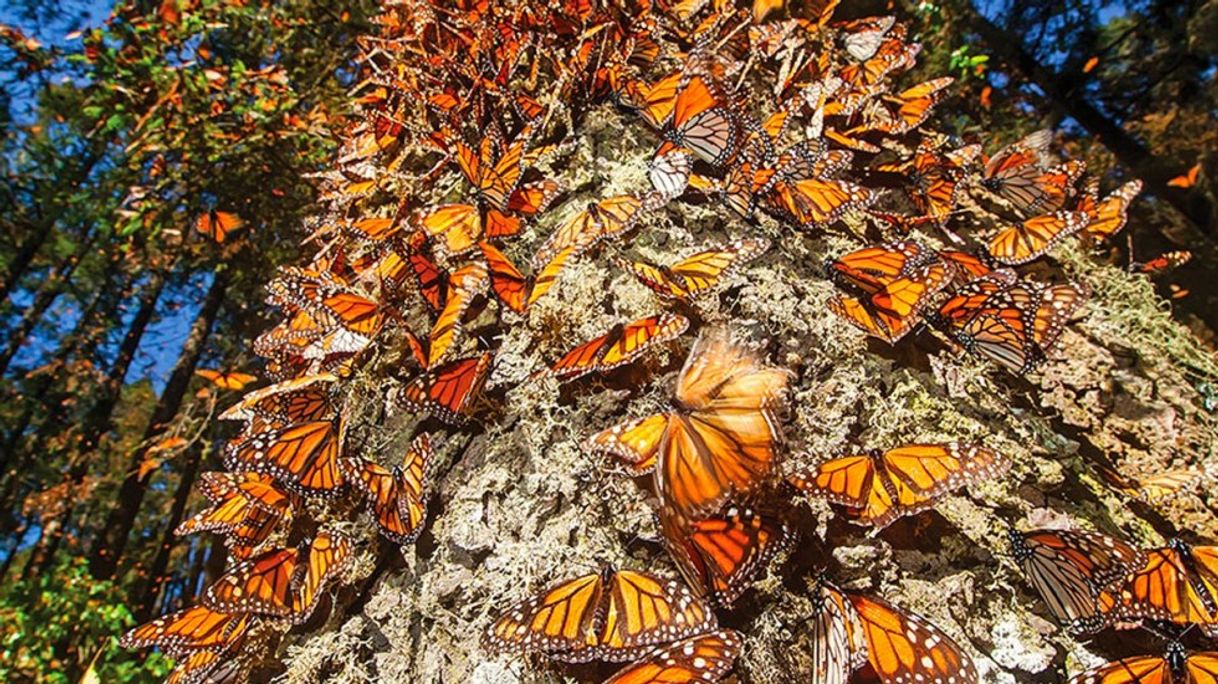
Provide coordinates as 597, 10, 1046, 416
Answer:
1078, 180, 1142, 239
719, 161, 780, 219
839, 36, 919, 87
504, 178, 563, 217
531, 193, 659, 271
195, 369, 257, 391
872, 77, 954, 134
407, 232, 448, 314
806, 578, 868, 684
934, 274, 1084, 374
1102, 539, 1218, 636
603, 629, 741, 683
218, 373, 338, 425
902, 143, 979, 224
453, 127, 531, 210
196, 210, 245, 244
663, 75, 742, 167
342, 434, 431, 544
990, 159, 1086, 216
293, 530, 353, 625
1008, 527, 1146, 633
164, 649, 247, 684
400, 352, 492, 424
981, 129, 1052, 190
418, 203, 522, 258
224, 419, 345, 497
542, 313, 689, 381
588, 328, 789, 517
1167, 163, 1202, 189
478, 241, 530, 313
837, 14, 892, 61
1118, 468, 1207, 503
618, 238, 770, 302
1131, 251, 1192, 276
1068, 643, 1218, 684
203, 547, 298, 617
266, 269, 384, 337
789, 443, 1008, 530
482, 566, 718, 663
175, 472, 293, 553
829, 261, 949, 344
120, 604, 251, 659
987, 210, 1090, 265
770, 177, 874, 228
661, 504, 791, 606
649, 145, 692, 200
825, 241, 940, 295
623, 70, 682, 129
847, 591, 978, 683
428, 262, 488, 367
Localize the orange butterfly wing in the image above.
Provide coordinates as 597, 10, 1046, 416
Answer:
585, 414, 669, 475
603, 630, 740, 684
401, 352, 492, 424
848, 593, 977, 684
203, 548, 298, 617
662, 505, 789, 606
121, 604, 251, 658
225, 420, 344, 497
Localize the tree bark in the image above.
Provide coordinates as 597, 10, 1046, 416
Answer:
962, 2, 1216, 234
0, 231, 99, 377
133, 442, 205, 621
90, 270, 228, 580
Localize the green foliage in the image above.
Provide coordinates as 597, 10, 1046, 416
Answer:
0, 557, 172, 683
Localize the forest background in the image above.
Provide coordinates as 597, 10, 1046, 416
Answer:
0, 0, 1214, 681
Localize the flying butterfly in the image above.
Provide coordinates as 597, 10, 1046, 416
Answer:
618, 238, 770, 302
588, 328, 790, 517
789, 443, 1008, 530
196, 210, 245, 244
482, 566, 718, 663
195, 369, 257, 391
542, 313, 689, 382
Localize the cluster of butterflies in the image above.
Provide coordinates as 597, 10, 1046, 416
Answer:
1011, 527, 1218, 682
119, 0, 1209, 682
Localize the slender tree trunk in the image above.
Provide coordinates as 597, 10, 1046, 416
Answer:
962, 2, 1216, 234
19, 517, 53, 580
0, 150, 101, 306
90, 270, 228, 580
0, 518, 29, 583
0, 228, 51, 307
33, 270, 168, 574
134, 443, 205, 621
0, 232, 99, 377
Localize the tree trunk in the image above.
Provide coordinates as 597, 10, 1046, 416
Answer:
133, 442, 205, 621
962, 2, 1217, 234
90, 270, 228, 580
33, 270, 168, 574
0, 150, 102, 306
0, 232, 99, 377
